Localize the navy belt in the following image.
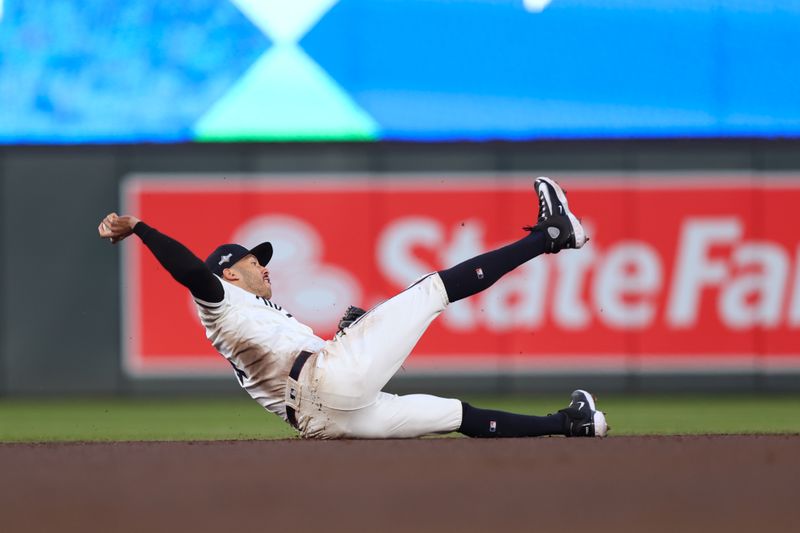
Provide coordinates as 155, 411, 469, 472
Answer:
286, 350, 313, 428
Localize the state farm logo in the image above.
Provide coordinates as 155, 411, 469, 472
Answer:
232, 215, 361, 331
126, 175, 800, 375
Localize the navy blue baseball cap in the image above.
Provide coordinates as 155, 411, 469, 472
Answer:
205, 242, 273, 276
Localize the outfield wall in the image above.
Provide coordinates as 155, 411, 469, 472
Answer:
1, 140, 800, 396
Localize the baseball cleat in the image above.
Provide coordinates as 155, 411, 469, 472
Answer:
525, 176, 588, 253
559, 389, 608, 437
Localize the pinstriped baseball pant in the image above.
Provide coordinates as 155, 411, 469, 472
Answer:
294, 273, 463, 439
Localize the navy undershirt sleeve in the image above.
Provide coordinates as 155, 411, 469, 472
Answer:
133, 222, 224, 304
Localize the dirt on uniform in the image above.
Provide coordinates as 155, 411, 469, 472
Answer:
1, 436, 798, 533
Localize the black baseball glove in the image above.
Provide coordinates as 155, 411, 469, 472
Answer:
337, 305, 366, 333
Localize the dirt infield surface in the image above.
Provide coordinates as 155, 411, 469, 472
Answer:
2, 436, 798, 533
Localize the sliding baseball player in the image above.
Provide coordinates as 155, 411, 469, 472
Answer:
99, 177, 607, 439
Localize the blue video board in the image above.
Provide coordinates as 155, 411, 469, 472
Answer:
1, 0, 799, 143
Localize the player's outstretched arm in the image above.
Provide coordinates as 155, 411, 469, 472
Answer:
98, 212, 223, 303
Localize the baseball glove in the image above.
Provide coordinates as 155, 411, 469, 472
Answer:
337, 305, 366, 333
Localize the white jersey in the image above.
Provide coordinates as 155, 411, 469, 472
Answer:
194, 278, 325, 420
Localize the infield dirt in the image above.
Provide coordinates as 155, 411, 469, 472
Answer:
2, 435, 797, 533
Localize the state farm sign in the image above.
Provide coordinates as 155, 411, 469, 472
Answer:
122, 174, 800, 376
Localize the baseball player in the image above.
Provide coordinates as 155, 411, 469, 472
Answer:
99, 176, 608, 439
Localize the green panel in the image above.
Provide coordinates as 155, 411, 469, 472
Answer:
195, 45, 379, 141
2, 153, 120, 394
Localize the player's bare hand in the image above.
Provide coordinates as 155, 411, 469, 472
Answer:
98, 212, 140, 244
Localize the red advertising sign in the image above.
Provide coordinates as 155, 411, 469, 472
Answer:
123, 174, 800, 375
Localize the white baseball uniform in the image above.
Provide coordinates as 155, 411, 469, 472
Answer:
194, 272, 463, 439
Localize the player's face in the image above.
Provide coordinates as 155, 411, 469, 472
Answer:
232, 255, 272, 299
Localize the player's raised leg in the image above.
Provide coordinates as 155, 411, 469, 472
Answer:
320, 177, 589, 409
437, 176, 587, 303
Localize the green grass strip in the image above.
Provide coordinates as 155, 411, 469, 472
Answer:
0, 397, 295, 442
1, 395, 798, 442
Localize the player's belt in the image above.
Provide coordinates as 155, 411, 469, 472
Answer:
285, 350, 313, 428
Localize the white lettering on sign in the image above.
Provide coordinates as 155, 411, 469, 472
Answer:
719, 242, 788, 329
594, 243, 662, 329
378, 216, 443, 284
667, 218, 740, 327
484, 262, 549, 332
378, 215, 800, 332
554, 243, 595, 329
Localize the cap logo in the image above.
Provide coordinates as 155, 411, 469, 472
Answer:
218, 253, 233, 266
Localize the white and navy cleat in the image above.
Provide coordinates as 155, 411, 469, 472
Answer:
559, 389, 608, 437
526, 176, 588, 253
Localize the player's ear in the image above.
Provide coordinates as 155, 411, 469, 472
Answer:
221, 267, 239, 281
